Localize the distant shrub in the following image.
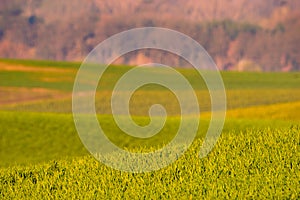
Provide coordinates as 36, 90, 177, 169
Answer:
28, 15, 37, 25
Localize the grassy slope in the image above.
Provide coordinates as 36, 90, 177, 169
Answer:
1, 59, 300, 114
0, 126, 299, 199
1, 59, 300, 92
1, 110, 298, 168
0, 59, 300, 198
2, 89, 300, 114
225, 101, 300, 120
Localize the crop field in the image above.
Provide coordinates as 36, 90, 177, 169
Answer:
0, 59, 299, 199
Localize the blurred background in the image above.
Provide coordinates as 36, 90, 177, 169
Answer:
0, 0, 300, 71
0, 3, 300, 197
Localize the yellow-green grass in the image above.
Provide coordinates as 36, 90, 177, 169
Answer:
0, 126, 299, 199
1, 97, 299, 168
1, 59, 300, 114
1, 58, 300, 93
200, 100, 300, 121
1, 59, 300, 199
225, 101, 300, 121
2, 89, 300, 115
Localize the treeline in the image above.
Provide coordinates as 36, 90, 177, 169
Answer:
0, 0, 299, 71
98, 15, 300, 71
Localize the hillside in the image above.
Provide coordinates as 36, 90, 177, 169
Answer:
0, 0, 300, 71
0, 60, 299, 198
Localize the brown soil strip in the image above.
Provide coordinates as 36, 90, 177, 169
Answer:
0, 62, 74, 73
0, 87, 70, 105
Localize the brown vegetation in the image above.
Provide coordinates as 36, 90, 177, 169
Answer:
0, 0, 300, 71
0, 87, 66, 105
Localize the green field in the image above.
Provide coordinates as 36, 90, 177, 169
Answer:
0, 59, 299, 199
